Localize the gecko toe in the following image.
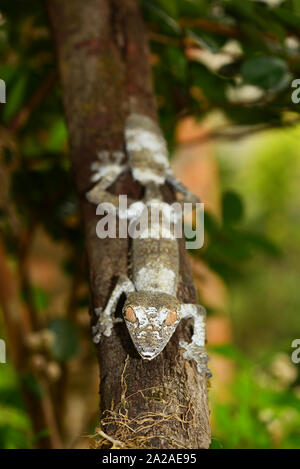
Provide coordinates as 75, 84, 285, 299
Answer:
93, 333, 101, 344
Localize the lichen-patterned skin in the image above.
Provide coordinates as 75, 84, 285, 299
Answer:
123, 292, 181, 360
125, 114, 169, 185
87, 114, 210, 375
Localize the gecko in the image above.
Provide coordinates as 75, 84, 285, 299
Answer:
86, 114, 210, 375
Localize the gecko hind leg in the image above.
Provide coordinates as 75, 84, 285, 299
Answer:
92, 275, 135, 343
179, 303, 211, 377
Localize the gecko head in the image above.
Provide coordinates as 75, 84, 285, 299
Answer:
122, 292, 181, 360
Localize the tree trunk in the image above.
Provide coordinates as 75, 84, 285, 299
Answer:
47, 0, 210, 449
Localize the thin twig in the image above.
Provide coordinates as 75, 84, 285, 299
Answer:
8, 70, 57, 132
96, 429, 125, 448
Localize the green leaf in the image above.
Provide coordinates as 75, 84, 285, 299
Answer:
0, 404, 30, 430
164, 46, 187, 81
190, 63, 226, 105
218, 60, 242, 79
293, 0, 300, 15
156, 0, 178, 18
240, 231, 280, 256
222, 190, 244, 225
2, 72, 29, 123
30, 286, 50, 313
209, 344, 248, 364
45, 118, 67, 153
21, 373, 43, 398
177, 0, 208, 17
0, 363, 18, 390
145, 2, 181, 33
241, 56, 290, 91
225, 0, 268, 30
273, 7, 300, 29
49, 318, 79, 362
0, 65, 16, 84
186, 30, 223, 53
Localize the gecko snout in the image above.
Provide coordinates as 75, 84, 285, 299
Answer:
139, 349, 157, 360
137, 331, 162, 360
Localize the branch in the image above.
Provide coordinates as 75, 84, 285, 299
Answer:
8, 71, 57, 132
48, 0, 210, 449
179, 18, 240, 37
179, 118, 300, 147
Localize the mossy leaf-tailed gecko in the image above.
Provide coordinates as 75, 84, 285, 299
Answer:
86, 114, 210, 375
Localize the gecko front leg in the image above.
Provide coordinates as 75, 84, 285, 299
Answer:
92, 275, 135, 343
166, 171, 200, 205
86, 151, 126, 205
179, 303, 211, 377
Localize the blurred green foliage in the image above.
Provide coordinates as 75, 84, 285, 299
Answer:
142, 0, 300, 141
49, 318, 79, 363
197, 192, 280, 283
217, 126, 300, 351
211, 124, 300, 448
0, 0, 299, 449
0, 365, 31, 449
210, 345, 300, 449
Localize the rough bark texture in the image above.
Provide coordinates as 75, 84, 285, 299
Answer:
47, 0, 210, 449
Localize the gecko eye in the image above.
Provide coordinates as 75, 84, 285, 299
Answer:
125, 306, 137, 323
165, 311, 177, 326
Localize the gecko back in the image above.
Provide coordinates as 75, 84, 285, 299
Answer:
125, 114, 170, 186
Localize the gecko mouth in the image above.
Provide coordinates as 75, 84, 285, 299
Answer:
138, 348, 159, 360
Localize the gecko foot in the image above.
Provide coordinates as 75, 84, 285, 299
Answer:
92, 307, 123, 343
92, 275, 135, 344
92, 317, 123, 344
179, 341, 212, 377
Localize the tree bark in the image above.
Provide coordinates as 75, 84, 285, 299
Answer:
47, 0, 210, 449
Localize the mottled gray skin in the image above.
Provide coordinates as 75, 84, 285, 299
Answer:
123, 292, 181, 360
87, 114, 210, 375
